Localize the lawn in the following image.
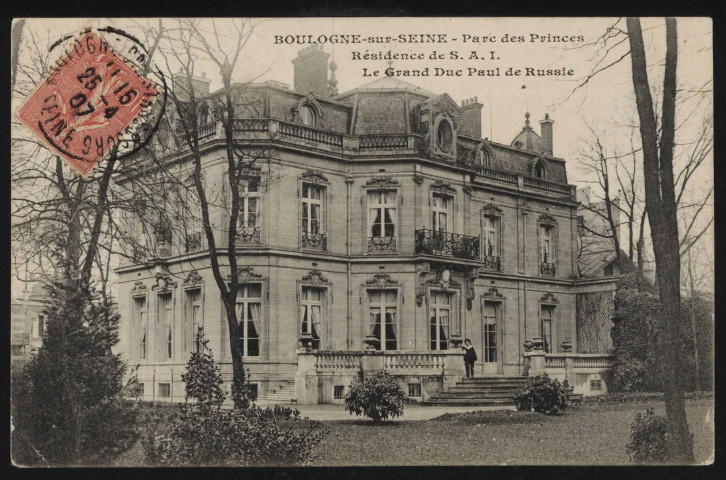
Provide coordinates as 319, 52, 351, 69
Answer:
305, 398, 714, 466
116, 397, 713, 466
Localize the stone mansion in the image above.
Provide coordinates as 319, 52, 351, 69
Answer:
116, 45, 617, 405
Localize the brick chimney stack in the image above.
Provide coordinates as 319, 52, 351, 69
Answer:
539, 113, 555, 155
173, 70, 211, 103
292, 44, 330, 97
459, 96, 483, 138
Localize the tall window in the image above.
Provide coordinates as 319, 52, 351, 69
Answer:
185, 184, 203, 253
31, 315, 44, 339
133, 297, 147, 360
432, 194, 450, 233
429, 292, 452, 350
483, 302, 497, 363
238, 180, 260, 235
369, 290, 398, 350
236, 285, 261, 357
368, 190, 397, 239
540, 224, 554, 263
541, 306, 553, 353
299, 105, 315, 127
300, 287, 323, 349
482, 216, 499, 257
158, 294, 173, 360
186, 289, 201, 352
302, 184, 323, 235
535, 162, 545, 178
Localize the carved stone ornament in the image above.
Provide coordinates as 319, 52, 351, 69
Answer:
540, 292, 559, 304
538, 213, 557, 226
482, 203, 503, 217
462, 185, 473, 195
153, 275, 176, 292
183, 270, 204, 286
365, 177, 399, 189
302, 270, 329, 287
130, 281, 148, 296
413, 174, 424, 185
483, 286, 504, 301
431, 180, 457, 195
229, 266, 263, 284
302, 170, 328, 184
366, 273, 398, 290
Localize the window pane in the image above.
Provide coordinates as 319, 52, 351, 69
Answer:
384, 290, 396, 303
245, 284, 262, 298
371, 209, 382, 237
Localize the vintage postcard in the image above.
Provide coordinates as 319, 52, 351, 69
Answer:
10, 17, 714, 467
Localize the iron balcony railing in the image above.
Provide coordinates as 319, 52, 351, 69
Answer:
415, 229, 480, 261
237, 227, 261, 245
540, 262, 556, 277
482, 254, 501, 271
302, 231, 327, 250
367, 236, 397, 252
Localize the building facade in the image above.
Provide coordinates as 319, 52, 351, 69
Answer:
11, 284, 48, 368
116, 45, 616, 404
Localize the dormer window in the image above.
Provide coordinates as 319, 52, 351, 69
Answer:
533, 158, 548, 179
437, 119, 454, 152
299, 105, 316, 127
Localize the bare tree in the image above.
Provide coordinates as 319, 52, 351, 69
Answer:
11, 25, 175, 296
155, 18, 274, 408
627, 16, 693, 461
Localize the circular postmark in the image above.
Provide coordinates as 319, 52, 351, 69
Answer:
17, 26, 168, 178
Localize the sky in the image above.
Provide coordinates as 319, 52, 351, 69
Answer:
16, 17, 713, 177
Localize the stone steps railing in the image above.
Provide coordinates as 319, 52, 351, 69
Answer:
383, 352, 446, 372
525, 350, 614, 374
299, 349, 463, 376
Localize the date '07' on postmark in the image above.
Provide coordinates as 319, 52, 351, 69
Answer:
17, 31, 159, 177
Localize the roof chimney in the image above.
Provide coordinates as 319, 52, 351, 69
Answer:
459, 96, 483, 138
173, 69, 211, 103
292, 44, 330, 96
539, 113, 555, 155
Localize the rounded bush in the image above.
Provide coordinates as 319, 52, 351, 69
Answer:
345, 372, 405, 422
514, 373, 568, 414
626, 407, 668, 464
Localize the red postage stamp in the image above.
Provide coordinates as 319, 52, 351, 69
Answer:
17, 31, 159, 177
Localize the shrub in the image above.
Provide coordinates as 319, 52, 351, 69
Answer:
345, 372, 405, 422
143, 405, 325, 466
627, 407, 668, 464
514, 373, 568, 414
142, 330, 325, 466
11, 281, 139, 466
610, 274, 714, 393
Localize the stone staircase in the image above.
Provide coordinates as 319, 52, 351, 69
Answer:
256, 380, 297, 405
421, 376, 528, 407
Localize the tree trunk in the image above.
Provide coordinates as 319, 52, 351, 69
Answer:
626, 17, 694, 462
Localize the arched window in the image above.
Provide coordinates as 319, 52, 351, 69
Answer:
535, 161, 545, 179
299, 105, 316, 127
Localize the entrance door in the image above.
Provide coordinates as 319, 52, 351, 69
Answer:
482, 302, 500, 374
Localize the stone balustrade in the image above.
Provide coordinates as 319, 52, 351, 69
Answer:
523, 344, 614, 396
296, 349, 465, 404
186, 117, 577, 199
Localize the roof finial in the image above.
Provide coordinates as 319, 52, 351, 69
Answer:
328, 57, 338, 97
525, 111, 531, 128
